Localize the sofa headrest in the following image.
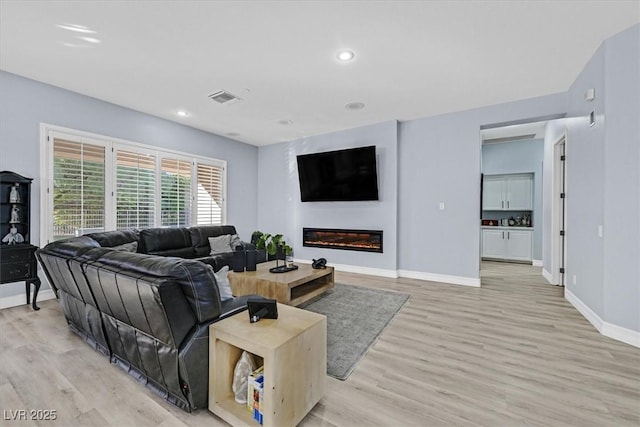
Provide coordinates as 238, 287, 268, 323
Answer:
85, 229, 139, 249
140, 228, 192, 254
189, 225, 237, 257
86, 249, 222, 323
40, 236, 101, 257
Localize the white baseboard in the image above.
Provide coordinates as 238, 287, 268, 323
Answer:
542, 268, 554, 284
532, 259, 543, 267
601, 322, 640, 348
332, 263, 399, 278
565, 289, 639, 348
398, 269, 481, 287
0, 289, 56, 310
294, 258, 398, 278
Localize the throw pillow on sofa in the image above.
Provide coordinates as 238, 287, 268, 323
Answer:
230, 233, 242, 250
209, 235, 232, 255
214, 266, 233, 301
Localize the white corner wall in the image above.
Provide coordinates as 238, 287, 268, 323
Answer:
562, 24, 640, 346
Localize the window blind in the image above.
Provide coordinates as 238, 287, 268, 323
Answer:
116, 150, 156, 229
161, 158, 192, 227
196, 163, 224, 225
52, 138, 105, 240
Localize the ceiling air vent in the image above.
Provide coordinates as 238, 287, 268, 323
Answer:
483, 134, 536, 145
208, 90, 241, 105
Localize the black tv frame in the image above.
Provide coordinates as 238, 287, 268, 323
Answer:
296, 145, 379, 202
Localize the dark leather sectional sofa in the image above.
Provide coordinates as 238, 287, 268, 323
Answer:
36, 225, 260, 411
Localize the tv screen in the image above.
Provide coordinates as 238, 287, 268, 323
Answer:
297, 145, 379, 202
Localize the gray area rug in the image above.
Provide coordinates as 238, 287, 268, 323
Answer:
299, 283, 410, 380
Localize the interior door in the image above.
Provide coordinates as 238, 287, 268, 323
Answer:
560, 141, 566, 285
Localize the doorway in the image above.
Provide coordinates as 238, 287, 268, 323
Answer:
479, 121, 546, 284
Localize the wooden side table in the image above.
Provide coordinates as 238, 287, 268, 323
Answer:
209, 304, 326, 427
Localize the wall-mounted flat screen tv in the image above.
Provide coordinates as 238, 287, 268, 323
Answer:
297, 145, 379, 202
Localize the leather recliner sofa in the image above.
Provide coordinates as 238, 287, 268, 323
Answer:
36, 225, 260, 411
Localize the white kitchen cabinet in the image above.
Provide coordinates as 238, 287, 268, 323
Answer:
481, 228, 532, 261
481, 229, 506, 258
482, 174, 533, 211
482, 177, 505, 210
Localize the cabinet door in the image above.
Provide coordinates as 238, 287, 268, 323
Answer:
505, 230, 532, 261
482, 176, 505, 210
482, 229, 506, 258
506, 175, 532, 210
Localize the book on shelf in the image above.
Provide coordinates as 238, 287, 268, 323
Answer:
247, 366, 264, 425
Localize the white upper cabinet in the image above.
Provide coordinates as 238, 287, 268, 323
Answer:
482, 176, 506, 210
505, 174, 533, 210
482, 173, 532, 211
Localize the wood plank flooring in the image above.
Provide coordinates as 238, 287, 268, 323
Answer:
1, 261, 638, 426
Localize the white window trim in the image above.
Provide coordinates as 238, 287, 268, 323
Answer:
40, 123, 227, 246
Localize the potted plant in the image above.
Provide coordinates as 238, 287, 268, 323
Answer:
253, 231, 292, 263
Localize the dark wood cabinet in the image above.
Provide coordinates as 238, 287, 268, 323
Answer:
0, 171, 40, 310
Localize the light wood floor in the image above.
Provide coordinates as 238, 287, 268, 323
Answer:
1, 261, 638, 426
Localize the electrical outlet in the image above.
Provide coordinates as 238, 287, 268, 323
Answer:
598, 225, 603, 238
573, 275, 577, 285
439, 202, 445, 210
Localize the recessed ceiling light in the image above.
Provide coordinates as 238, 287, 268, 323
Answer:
337, 50, 355, 61
58, 41, 90, 48
278, 119, 293, 125
78, 36, 101, 44
345, 102, 365, 110
176, 110, 190, 117
56, 23, 96, 34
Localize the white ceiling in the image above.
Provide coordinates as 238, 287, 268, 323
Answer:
1, 1, 638, 146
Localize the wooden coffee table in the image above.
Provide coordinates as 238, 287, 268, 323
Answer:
228, 261, 334, 306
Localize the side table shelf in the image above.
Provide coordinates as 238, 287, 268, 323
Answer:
209, 304, 326, 427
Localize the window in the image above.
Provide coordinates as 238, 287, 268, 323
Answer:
42, 126, 227, 245
196, 162, 224, 225
52, 138, 106, 240
161, 158, 192, 227
116, 149, 156, 229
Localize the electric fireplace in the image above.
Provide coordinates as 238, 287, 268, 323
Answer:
302, 228, 383, 253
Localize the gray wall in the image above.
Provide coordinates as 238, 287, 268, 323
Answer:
398, 94, 566, 280
258, 121, 398, 272
565, 43, 606, 317
564, 24, 639, 333
602, 25, 639, 331
0, 71, 259, 296
482, 139, 544, 260
257, 93, 565, 282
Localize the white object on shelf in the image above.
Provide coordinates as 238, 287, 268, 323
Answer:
9, 184, 20, 203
